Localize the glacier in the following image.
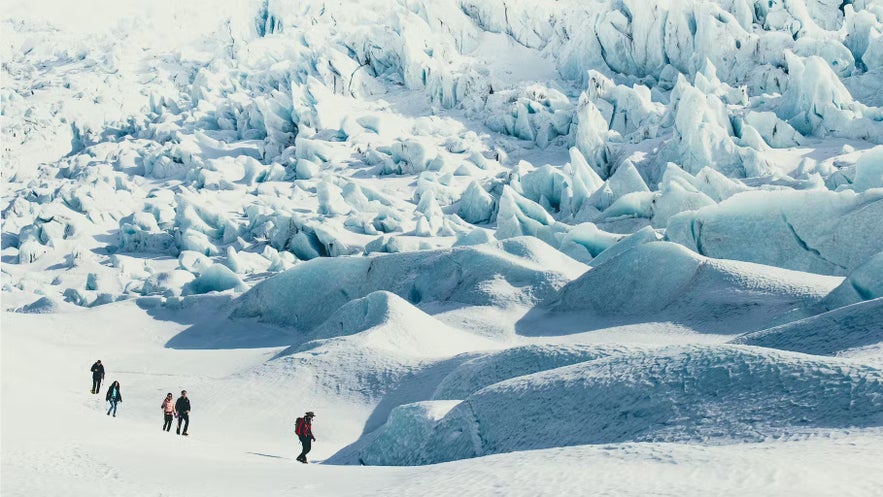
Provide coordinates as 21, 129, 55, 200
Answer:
2, 0, 883, 493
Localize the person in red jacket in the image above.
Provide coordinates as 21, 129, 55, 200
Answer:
295, 411, 316, 463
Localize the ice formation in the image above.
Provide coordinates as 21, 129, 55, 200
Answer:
4, 0, 883, 480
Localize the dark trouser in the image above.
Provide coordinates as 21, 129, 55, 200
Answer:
92, 377, 102, 393
177, 413, 189, 434
298, 436, 312, 461
163, 413, 174, 431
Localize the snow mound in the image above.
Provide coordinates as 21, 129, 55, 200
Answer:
289, 291, 497, 359
12, 296, 80, 314
667, 189, 883, 276
432, 344, 629, 400
541, 241, 840, 333
232, 238, 586, 331
731, 298, 883, 356
357, 345, 883, 465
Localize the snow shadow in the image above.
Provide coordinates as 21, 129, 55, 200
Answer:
136, 295, 298, 350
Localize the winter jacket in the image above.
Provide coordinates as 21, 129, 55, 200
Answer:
162, 398, 176, 414
105, 385, 122, 402
175, 397, 191, 413
296, 417, 315, 440
91, 362, 105, 379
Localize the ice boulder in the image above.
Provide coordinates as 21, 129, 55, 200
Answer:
666, 189, 883, 276
731, 298, 883, 356
331, 401, 462, 466
232, 238, 586, 331
184, 264, 246, 295
537, 242, 841, 333
404, 345, 883, 464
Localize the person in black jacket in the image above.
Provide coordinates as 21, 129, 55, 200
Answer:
175, 390, 191, 436
105, 381, 122, 417
90, 360, 105, 394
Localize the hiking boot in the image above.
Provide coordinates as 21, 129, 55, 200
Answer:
176, 428, 180, 434
182, 432, 188, 436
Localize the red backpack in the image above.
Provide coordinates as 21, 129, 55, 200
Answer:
295, 417, 305, 436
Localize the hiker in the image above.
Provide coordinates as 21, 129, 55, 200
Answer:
295, 411, 317, 463
161, 393, 176, 432
90, 360, 105, 394
175, 390, 190, 436
105, 381, 122, 417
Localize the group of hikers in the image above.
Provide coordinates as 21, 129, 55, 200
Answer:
90, 360, 317, 462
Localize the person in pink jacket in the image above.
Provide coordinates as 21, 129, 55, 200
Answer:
161, 393, 176, 432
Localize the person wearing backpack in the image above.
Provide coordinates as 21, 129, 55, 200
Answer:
90, 360, 105, 394
105, 381, 122, 417
295, 411, 316, 463
175, 390, 191, 436
161, 393, 176, 431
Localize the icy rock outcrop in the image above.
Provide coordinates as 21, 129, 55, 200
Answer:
741, 111, 804, 148
658, 75, 770, 177
666, 189, 883, 276
778, 53, 883, 142
560, 147, 605, 219
484, 85, 573, 147
495, 186, 565, 245
457, 181, 496, 224
582, 160, 650, 214
543, 241, 840, 333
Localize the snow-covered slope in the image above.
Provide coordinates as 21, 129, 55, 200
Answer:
349, 345, 883, 465
731, 297, 883, 356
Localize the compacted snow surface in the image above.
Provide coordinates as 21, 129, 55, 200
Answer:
3, 0, 883, 495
